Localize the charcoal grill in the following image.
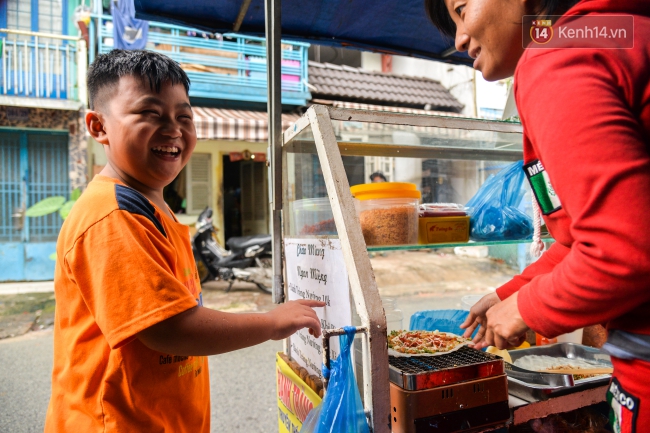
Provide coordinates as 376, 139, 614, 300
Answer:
388, 346, 504, 390
389, 347, 510, 433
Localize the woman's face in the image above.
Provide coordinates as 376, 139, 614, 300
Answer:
444, 0, 530, 80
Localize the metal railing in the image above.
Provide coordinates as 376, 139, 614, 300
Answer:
89, 14, 310, 105
0, 29, 87, 104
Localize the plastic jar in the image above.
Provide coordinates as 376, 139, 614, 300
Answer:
461, 294, 484, 311
291, 197, 336, 236
382, 298, 404, 333
351, 182, 421, 246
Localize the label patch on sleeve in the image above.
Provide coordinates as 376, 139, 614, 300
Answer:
608, 377, 640, 433
524, 160, 562, 215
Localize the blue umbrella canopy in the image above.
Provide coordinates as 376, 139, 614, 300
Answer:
134, 0, 471, 65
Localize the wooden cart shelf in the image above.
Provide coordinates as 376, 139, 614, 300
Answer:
367, 237, 554, 252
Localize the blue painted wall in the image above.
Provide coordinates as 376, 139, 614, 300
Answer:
0, 242, 56, 281
0, 243, 26, 281
25, 242, 56, 281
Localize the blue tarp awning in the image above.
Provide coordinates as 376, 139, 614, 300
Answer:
133, 0, 471, 66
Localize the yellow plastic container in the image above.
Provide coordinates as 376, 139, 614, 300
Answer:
350, 182, 421, 201
351, 183, 421, 246
418, 215, 470, 244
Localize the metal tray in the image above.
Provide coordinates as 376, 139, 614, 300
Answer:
505, 343, 612, 402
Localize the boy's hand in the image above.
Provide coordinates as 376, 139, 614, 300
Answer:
266, 300, 326, 340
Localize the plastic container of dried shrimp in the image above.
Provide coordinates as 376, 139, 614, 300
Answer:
350, 182, 421, 246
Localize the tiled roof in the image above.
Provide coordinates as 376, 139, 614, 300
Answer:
308, 61, 464, 112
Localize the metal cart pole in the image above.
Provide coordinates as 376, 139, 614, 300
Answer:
321, 327, 368, 390
265, 0, 284, 304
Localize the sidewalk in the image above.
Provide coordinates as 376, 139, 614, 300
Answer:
0, 281, 54, 296
0, 251, 516, 297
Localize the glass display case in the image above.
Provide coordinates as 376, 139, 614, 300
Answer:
278, 105, 543, 433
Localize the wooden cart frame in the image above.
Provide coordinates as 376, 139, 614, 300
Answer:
275, 104, 524, 432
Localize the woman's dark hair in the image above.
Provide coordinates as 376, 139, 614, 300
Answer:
87, 49, 190, 110
425, 0, 580, 38
425, 0, 456, 38
369, 171, 387, 182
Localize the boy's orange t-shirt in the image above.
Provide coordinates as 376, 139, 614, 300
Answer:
44, 175, 210, 433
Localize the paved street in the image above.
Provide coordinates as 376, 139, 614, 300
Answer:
0, 329, 282, 433
0, 330, 53, 433
0, 279, 283, 433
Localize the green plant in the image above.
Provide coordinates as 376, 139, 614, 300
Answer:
25, 188, 81, 220
24, 197, 66, 218
25, 188, 82, 261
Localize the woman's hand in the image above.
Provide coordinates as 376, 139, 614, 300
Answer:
480, 292, 529, 349
460, 292, 501, 345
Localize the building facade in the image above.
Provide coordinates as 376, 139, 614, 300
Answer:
85, 1, 310, 246
0, 0, 88, 281
0, 0, 310, 281
304, 60, 481, 205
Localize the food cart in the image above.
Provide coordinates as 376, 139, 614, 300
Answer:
274, 105, 612, 433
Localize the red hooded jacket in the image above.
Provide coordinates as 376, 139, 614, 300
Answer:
496, 0, 650, 339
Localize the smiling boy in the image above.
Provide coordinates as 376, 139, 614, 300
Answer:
44, 50, 324, 432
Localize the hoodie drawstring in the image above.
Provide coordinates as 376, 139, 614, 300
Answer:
530, 198, 545, 258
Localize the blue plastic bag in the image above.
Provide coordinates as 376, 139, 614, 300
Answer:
409, 309, 470, 335
300, 326, 369, 433
465, 160, 533, 241
409, 309, 486, 350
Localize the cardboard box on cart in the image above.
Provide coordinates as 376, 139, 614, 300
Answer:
276, 353, 322, 433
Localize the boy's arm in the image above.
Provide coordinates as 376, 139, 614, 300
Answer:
137, 299, 325, 356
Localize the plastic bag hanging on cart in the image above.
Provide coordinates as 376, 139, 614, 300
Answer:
465, 160, 533, 241
300, 326, 370, 433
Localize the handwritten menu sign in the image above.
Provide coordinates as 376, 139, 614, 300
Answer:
284, 238, 351, 378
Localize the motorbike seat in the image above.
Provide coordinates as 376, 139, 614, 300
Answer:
227, 234, 272, 251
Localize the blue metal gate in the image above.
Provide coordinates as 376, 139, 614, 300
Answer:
0, 130, 69, 281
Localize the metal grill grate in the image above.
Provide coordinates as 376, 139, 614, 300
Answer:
389, 346, 499, 374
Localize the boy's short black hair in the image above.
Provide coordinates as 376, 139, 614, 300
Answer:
87, 49, 190, 110
424, 0, 580, 38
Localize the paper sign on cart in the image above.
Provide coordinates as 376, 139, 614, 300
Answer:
284, 238, 352, 378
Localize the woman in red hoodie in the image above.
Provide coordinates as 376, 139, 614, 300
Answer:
426, 0, 650, 430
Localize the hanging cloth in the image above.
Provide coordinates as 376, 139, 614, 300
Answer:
111, 0, 149, 50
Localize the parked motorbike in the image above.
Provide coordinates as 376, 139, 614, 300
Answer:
192, 207, 273, 294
